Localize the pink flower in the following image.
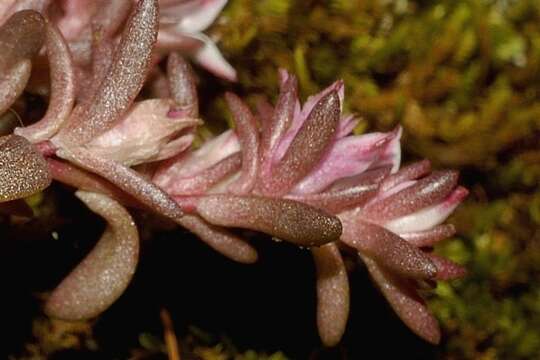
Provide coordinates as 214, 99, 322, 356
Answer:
86, 99, 200, 166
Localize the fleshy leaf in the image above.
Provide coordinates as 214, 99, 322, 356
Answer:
380, 159, 431, 192
313, 243, 349, 347
154, 129, 240, 189
362, 171, 459, 223
287, 184, 377, 214
15, 20, 75, 142
340, 218, 437, 279
166, 152, 241, 195
56, 145, 184, 223
167, 52, 199, 117
0, 60, 32, 116
57, 0, 159, 144
0, 135, 50, 202
47, 158, 140, 208
400, 224, 456, 248
427, 253, 467, 280
0, 10, 45, 71
363, 256, 441, 344
179, 214, 258, 264
45, 191, 139, 320
196, 194, 342, 247
385, 187, 469, 233
259, 74, 298, 169
292, 130, 400, 194
225, 93, 259, 194
262, 91, 341, 196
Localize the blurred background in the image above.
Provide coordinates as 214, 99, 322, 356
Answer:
2, 0, 540, 359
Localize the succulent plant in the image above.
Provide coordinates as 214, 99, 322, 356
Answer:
0, 0, 467, 349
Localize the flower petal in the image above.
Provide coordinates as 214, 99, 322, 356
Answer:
87, 99, 199, 166
292, 129, 400, 194
45, 191, 139, 320
160, 0, 228, 33
187, 32, 237, 81
156, 26, 204, 52
335, 114, 358, 139
385, 186, 468, 233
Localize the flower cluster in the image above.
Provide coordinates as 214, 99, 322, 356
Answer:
0, 0, 467, 347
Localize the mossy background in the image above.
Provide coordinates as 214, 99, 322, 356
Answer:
2, 0, 540, 359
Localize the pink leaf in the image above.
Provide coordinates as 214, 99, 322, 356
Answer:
57, 0, 159, 144
179, 214, 258, 264
292, 129, 400, 194
380, 159, 431, 192
0, 135, 50, 202
312, 243, 349, 347
362, 171, 459, 223
259, 73, 298, 173
363, 256, 441, 344
385, 186, 468, 233
167, 52, 199, 117
165, 152, 241, 195
427, 253, 467, 280
15, 21, 75, 142
400, 224, 456, 248
225, 93, 259, 194
262, 91, 341, 196
45, 191, 139, 320
196, 194, 342, 247
340, 218, 437, 279
154, 129, 240, 189
56, 145, 184, 223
